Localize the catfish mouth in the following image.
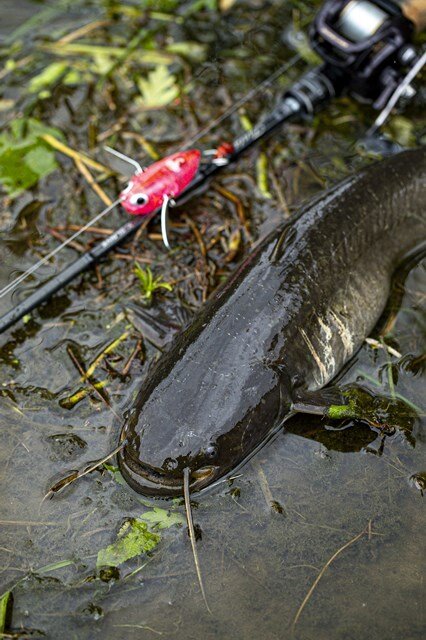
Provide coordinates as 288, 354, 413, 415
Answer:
117, 446, 219, 497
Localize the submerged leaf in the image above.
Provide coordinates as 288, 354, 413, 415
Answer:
138, 507, 185, 529
104, 463, 128, 486
137, 64, 179, 109
97, 519, 160, 568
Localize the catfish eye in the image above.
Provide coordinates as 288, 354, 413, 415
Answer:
205, 444, 218, 460
129, 193, 149, 206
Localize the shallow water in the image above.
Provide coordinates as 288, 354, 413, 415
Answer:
0, 2, 424, 639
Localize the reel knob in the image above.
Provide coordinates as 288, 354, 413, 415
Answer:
337, 0, 389, 42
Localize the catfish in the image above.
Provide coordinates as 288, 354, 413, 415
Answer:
118, 149, 426, 496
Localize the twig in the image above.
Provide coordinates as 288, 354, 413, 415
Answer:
365, 338, 402, 359
46, 442, 125, 498
95, 264, 103, 289
122, 131, 160, 160
74, 157, 112, 206
292, 523, 370, 631
183, 468, 212, 615
113, 623, 163, 635
52, 224, 114, 236
41, 134, 109, 173
252, 459, 273, 506
83, 330, 130, 380
67, 346, 119, 419
183, 214, 206, 259
112, 253, 152, 263
46, 228, 86, 253
268, 158, 291, 218
214, 184, 251, 238
56, 20, 110, 46
0, 520, 57, 526
60, 381, 108, 409
122, 339, 143, 376
97, 119, 126, 143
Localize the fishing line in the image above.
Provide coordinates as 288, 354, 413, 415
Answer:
180, 54, 301, 150
0, 199, 120, 300
368, 49, 426, 134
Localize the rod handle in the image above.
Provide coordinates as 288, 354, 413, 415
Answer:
399, 0, 426, 31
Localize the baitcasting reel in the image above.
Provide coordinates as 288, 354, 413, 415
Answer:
310, 0, 424, 108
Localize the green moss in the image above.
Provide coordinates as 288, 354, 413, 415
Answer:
327, 402, 356, 420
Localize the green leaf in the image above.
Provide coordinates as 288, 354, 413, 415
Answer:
135, 0, 180, 9
36, 559, 75, 574
138, 507, 185, 530
0, 146, 41, 198
104, 463, 128, 487
25, 145, 58, 177
185, 0, 217, 13
9, 117, 64, 144
0, 118, 63, 197
166, 41, 207, 63
0, 591, 11, 634
96, 519, 160, 568
28, 61, 69, 93
63, 69, 82, 85
137, 64, 179, 109
91, 52, 115, 75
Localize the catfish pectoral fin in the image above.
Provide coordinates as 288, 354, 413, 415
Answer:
292, 384, 417, 446
291, 386, 346, 417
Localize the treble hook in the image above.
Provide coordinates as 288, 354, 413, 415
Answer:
161, 194, 176, 250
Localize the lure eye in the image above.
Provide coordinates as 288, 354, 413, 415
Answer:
204, 444, 218, 460
129, 193, 149, 207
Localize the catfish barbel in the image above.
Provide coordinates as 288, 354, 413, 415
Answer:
118, 148, 426, 497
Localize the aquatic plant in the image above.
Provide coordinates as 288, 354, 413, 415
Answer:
134, 262, 173, 301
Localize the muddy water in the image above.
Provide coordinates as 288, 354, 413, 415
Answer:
0, 1, 424, 639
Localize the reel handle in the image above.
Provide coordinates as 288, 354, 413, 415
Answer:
399, 0, 426, 31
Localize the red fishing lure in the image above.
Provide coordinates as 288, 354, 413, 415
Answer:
119, 149, 201, 215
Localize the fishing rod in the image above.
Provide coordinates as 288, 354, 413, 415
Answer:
0, 0, 424, 334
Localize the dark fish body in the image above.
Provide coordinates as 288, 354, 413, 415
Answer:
118, 149, 426, 497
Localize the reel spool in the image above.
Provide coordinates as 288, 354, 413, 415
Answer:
310, 0, 420, 107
